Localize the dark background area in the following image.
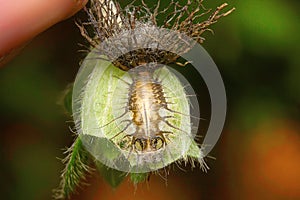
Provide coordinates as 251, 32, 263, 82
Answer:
0, 0, 299, 199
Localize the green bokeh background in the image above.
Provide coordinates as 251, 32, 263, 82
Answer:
1, 0, 299, 199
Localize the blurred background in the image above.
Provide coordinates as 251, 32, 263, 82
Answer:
0, 0, 299, 199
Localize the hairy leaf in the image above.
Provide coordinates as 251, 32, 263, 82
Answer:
53, 138, 91, 199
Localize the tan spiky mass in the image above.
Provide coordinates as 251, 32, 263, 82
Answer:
77, 0, 235, 70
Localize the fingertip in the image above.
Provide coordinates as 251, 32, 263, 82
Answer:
63, 0, 89, 20
0, 0, 88, 66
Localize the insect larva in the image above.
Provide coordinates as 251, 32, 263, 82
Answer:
107, 63, 190, 155
72, 51, 201, 172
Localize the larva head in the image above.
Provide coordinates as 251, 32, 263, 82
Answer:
133, 138, 146, 152
150, 136, 164, 150
133, 136, 165, 152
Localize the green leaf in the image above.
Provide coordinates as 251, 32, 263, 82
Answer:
186, 140, 202, 159
186, 140, 209, 172
130, 173, 149, 185
95, 161, 127, 188
53, 137, 91, 199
